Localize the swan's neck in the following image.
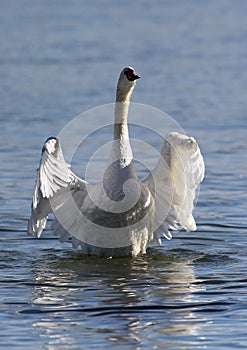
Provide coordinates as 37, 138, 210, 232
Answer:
114, 85, 134, 126
114, 102, 130, 140
111, 85, 134, 168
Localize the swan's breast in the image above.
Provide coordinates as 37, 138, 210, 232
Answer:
82, 184, 154, 229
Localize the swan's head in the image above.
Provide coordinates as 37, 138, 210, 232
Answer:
122, 66, 140, 82
116, 67, 140, 101
117, 66, 140, 94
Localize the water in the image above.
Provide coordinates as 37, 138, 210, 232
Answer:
0, 0, 247, 348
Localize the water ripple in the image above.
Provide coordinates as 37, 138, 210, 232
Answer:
18, 300, 236, 317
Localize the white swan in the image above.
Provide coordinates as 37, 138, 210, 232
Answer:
28, 66, 204, 257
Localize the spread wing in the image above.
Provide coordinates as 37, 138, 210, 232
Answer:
27, 137, 87, 238
144, 132, 205, 244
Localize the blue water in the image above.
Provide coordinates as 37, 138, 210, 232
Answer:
0, 0, 247, 348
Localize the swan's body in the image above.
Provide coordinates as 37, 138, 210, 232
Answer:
28, 67, 204, 257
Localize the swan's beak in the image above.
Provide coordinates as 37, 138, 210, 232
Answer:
133, 71, 140, 80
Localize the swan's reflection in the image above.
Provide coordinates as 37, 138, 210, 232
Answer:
30, 248, 206, 349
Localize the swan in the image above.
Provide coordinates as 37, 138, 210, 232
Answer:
28, 66, 204, 257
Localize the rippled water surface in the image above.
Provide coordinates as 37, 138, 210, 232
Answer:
0, 0, 247, 349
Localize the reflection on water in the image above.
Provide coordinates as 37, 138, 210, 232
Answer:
2, 230, 245, 348
28, 251, 206, 348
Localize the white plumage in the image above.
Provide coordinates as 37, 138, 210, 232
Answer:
28, 67, 204, 257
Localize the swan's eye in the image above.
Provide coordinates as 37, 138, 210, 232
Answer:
124, 68, 140, 81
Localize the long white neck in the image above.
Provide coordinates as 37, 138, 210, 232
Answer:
111, 83, 135, 167
103, 75, 137, 201
114, 84, 134, 136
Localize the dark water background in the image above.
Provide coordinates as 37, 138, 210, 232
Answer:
0, 0, 247, 348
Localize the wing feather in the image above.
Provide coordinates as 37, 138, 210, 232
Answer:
144, 132, 204, 243
28, 137, 87, 237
